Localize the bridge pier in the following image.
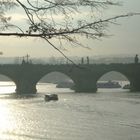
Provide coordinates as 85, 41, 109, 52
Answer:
74, 79, 97, 93
15, 80, 37, 94
130, 79, 140, 92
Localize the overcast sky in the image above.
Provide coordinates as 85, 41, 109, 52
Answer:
0, 0, 140, 58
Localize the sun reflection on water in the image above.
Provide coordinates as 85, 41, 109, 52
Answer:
0, 102, 15, 129
0, 101, 18, 140
0, 81, 17, 139
0, 82, 16, 94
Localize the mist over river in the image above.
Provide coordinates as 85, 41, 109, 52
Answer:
0, 82, 140, 140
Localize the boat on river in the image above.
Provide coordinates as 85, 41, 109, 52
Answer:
97, 81, 121, 88
44, 94, 58, 101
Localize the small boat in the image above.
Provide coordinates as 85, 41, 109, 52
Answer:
44, 94, 58, 101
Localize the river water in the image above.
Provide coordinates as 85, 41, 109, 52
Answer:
0, 82, 140, 140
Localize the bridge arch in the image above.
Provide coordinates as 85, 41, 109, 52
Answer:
36, 71, 75, 93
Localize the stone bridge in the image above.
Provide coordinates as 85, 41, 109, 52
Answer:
0, 63, 140, 94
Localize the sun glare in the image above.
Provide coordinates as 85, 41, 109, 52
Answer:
0, 101, 16, 132
0, 82, 16, 94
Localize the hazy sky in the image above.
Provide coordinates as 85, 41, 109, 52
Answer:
0, 0, 140, 58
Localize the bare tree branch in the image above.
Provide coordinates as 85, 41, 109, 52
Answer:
0, 12, 139, 37
0, 0, 140, 63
